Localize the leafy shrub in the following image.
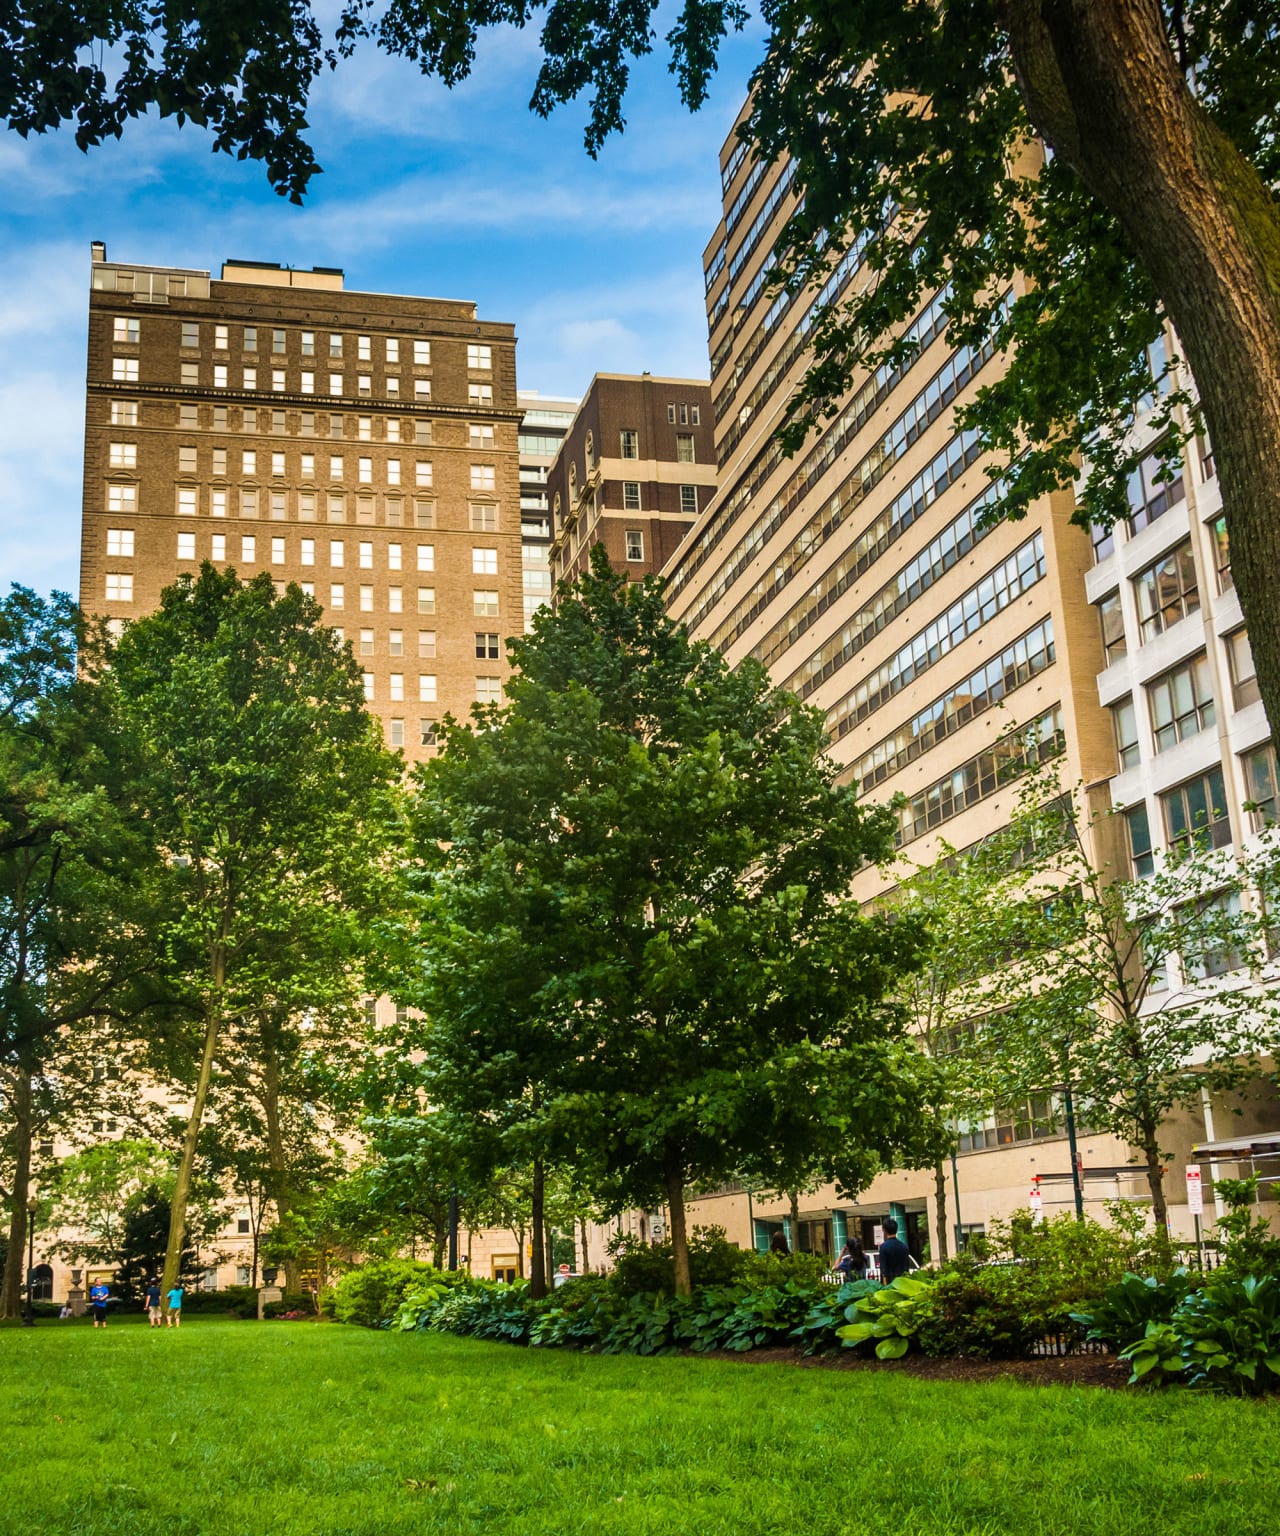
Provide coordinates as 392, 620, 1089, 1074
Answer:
332, 1260, 445, 1328
915, 1269, 1043, 1360
599, 1291, 690, 1355
708, 1281, 818, 1352
740, 1250, 832, 1289
432, 1284, 534, 1344
792, 1279, 881, 1354
836, 1274, 936, 1359
1071, 1270, 1193, 1351
1174, 1275, 1280, 1394
263, 1291, 318, 1319
606, 1226, 750, 1296
1118, 1322, 1185, 1385
1213, 1178, 1280, 1280
528, 1276, 620, 1349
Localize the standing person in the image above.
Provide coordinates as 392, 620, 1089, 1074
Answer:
768, 1230, 790, 1257
145, 1277, 163, 1328
876, 1218, 913, 1283
89, 1278, 110, 1328
835, 1237, 867, 1280
165, 1282, 184, 1328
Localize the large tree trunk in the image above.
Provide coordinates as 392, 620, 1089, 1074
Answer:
664, 1152, 691, 1296
529, 1159, 547, 1299
1003, 0, 1280, 743
1137, 1115, 1169, 1230
0, 1069, 34, 1318
261, 1046, 297, 1292
933, 1161, 950, 1265
162, 994, 221, 1305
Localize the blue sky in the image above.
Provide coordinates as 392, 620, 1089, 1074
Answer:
0, 9, 768, 599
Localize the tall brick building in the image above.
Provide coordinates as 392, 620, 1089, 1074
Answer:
546, 373, 716, 586
81, 245, 521, 763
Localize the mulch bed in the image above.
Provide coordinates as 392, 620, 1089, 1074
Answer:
695, 1345, 1128, 1389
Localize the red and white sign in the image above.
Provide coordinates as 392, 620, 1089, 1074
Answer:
1186, 1164, 1204, 1216
558, 1263, 571, 1276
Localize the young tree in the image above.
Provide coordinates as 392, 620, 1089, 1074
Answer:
111, 565, 401, 1304
942, 765, 1280, 1228
0, 586, 160, 1317
412, 550, 941, 1295
10, 7, 1280, 734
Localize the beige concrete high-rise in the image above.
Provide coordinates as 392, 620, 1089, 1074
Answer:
663, 108, 1147, 1259
80, 245, 522, 765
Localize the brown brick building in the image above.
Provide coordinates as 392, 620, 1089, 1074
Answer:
80, 245, 521, 763
545, 374, 716, 586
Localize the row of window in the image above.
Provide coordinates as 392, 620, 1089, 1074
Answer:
1124, 745, 1278, 875
104, 573, 502, 616
120, 531, 502, 572
111, 355, 495, 407
1110, 640, 1257, 770
1098, 529, 1231, 664
109, 448, 498, 487
110, 400, 456, 440
114, 315, 492, 371
107, 484, 498, 528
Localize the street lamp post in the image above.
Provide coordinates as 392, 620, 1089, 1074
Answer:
21, 1197, 37, 1328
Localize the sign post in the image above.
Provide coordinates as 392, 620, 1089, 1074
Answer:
1029, 1174, 1044, 1225
1186, 1164, 1204, 1269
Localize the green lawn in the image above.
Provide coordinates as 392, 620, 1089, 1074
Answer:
1, 1320, 1276, 1535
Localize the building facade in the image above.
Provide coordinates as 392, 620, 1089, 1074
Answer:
664, 110, 1243, 1260
517, 391, 578, 627
80, 245, 522, 766
546, 374, 716, 587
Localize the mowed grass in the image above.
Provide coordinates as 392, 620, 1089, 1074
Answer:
2, 1321, 1277, 1536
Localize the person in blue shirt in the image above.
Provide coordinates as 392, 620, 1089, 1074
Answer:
165, 1284, 184, 1328
876, 1218, 914, 1283
89, 1279, 110, 1328
145, 1278, 163, 1327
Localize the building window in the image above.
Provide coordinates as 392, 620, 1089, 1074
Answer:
360, 585, 374, 612
241, 489, 259, 518
1091, 520, 1115, 564
1098, 591, 1126, 665
389, 673, 404, 702
468, 383, 493, 407
1134, 541, 1199, 640
271, 536, 285, 565
328, 492, 346, 521
177, 487, 197, 517
388, 586, 403, 613
625, 529, 644, 563
301, 371, 315, 395
418, 630, 436, 658
112, 316, 140, 344
1227, 630, 1260, 710
329, 374, 343, 396
467, 343, 492, 370
213, 324, 228, 350
676, 434, 695, 463
473, 591, 499, 617
112, 357, 139, 383
107, 484, 137, 513
469, 424, 495, 449
1184, 890, 1245, 981
469, 503, 498, 532
110, 400, 138, 426
329, 539, 345, 568
420, 718, 438, 747
417, 544, 435, 573
414, 340, 431, 366
1243, 742, 1278, 829
414, 499, 435, 529
300, 538, 315, 566
104, 574, 133, 601
419, 674, 438, 703
1112, 696, 1140, 770
476, 677, 502, 703
330, 334, 343, 358
472, 547, 498, 575
176, 531, 195, 560
359, 627, 375, 657
1149, 654, 1215, 751
623, 482, 641, 510
359, 540, 374, 570
415, 461, 433, 489
418, 588, 436, 614
389, 718, 405, 748
1127, 443, 1186, 532
385, 337, 399, 364
241, 535, 256, 562
470, 464, 496, 492
620, 429, 639, 459
299, 331, 314, 357
106, 528, 134, 556
475, 632, 500, 660
362, 673, 374, 701
1212, 517, 1233, 593
1162, 766, 1231, 854
388, 629, 403, 657
212, 533, 226, 561
330, 583, 345, 609
388, 542, 402, 571
243, 367, 257, 390
413, 378, 431, 401
679, 485, 698, 516
109, 442, 137, 469
358, 374, 372, 396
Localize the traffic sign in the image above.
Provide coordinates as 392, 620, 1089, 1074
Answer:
558, 1263, 571, 1275
1186, 1164, 1204, 1215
